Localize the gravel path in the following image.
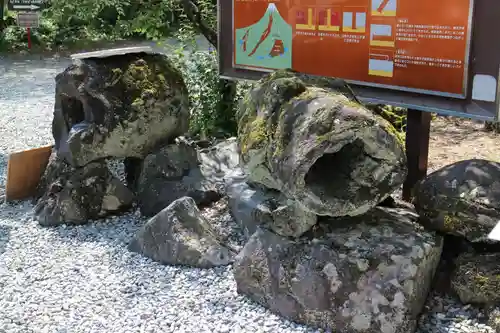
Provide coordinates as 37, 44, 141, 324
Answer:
0, 56, 317, 333
0, 56, 496, 333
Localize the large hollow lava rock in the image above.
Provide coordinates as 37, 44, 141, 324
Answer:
52, 52, 190, 167
237, 69, 407, 216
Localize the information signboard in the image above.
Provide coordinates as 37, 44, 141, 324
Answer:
16, 11, 39, 28
218, 0, 500, 121
233, 0, 472, 98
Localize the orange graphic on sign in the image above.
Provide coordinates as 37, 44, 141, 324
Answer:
318, 8, 341, 31
296, 8, 315, 30
343, 7, 367, 33
233, 0, 473, 96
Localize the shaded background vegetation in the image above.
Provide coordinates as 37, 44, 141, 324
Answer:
0, 0, 496, 138
0, 0, 250, 138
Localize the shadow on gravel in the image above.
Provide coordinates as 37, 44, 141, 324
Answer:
45, 214, 232, 289
48, 213, 146, 249
0, 225, 11, 255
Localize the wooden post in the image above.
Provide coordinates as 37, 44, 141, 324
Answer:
402, 109, 431, 201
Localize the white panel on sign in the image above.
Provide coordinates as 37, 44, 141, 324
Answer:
487, 221, 500, 241
472, 74, 497, 102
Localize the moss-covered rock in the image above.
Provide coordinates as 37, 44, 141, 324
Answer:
236, 69, 407, 216
451, 252, 500, 304
52, 52, 190, 167
414, 159, 500, 243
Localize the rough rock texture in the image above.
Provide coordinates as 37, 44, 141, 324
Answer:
52, 53, 190, 167
451, 252, 500, 305
233, 207, 443, 332
128, 196, 235, 268
414, 159, 500, 243
227, 180, 317, 238
487, 308, 500, 332
198, 137, 243, 190
237, 69, 407, 217
136, 141, 221, 217
33, 151, 134, 226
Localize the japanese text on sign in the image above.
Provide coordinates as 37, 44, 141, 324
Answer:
232, 0, 473, 97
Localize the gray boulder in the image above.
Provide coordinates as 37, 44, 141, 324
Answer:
136, 137, 245, 217
414, 159, 500, 243
136, 141, 221, 217
233, 207, 442, 332
34, 151, 134, 226
129, 196, 235, 268
451, 252, 500, 304
237, 69, 407, 217
52, 53, 190, 167
227, 180, 317, 238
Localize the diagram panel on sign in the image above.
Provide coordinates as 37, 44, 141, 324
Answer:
232, 0, 474, 98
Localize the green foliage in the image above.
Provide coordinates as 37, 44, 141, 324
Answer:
0, 0, 184, 50
369, 104, 407, 141
168, 43, 251, 138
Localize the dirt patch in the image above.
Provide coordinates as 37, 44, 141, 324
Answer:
428, 116, 500, 172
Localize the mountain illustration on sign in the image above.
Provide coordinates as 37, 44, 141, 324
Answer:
235, 3, 292, 70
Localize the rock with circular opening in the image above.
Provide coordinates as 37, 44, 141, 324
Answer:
52, 52, 190, 167
237, 69, 407, 216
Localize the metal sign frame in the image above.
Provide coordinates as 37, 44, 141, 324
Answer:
16, 11, 39, 28
218, 0, 500, 122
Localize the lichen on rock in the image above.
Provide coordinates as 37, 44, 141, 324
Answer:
451, 252, 500, 304
236, 69, 407, 217
414, 159, 500, 243
233, 206, 443, 332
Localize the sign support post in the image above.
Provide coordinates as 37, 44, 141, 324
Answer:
27, 26, 30, 49
402, 110, 431, 201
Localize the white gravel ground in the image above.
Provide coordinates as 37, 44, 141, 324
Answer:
0, 56, 318, 333
0, 55, 496, 333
